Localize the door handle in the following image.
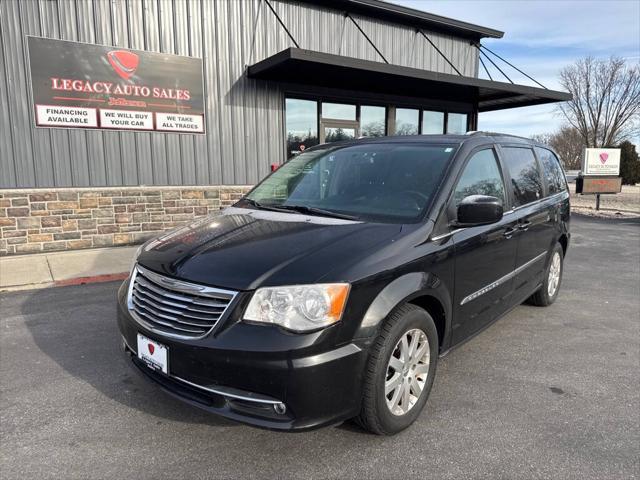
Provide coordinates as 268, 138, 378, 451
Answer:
503, 227, 516, 239
518, 221, 532, 231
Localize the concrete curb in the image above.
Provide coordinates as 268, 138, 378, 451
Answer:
54, 272, 129, 287
0, 245, 137, 292
1, 272, 129, 292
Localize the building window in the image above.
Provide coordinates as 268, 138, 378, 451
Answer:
446, 112, 468, 134
286, 98, 318, 158
422, 110, 445, 134
395, 108, 419, 135
321, 102, 356, 120
360, 106, 386, 137
285, 97, 473, 156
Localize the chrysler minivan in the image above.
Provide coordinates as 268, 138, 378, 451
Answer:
117, 132, 570, 435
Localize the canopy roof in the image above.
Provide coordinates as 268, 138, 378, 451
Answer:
247, 48, 572, 112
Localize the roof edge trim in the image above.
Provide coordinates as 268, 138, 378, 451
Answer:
298, 0, 504, 39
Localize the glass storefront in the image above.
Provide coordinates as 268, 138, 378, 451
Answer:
285, 97, 469, 157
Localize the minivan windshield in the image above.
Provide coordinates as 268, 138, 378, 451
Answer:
243, 143, 457, 223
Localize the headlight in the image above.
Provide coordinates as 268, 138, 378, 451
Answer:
129, 244, 144, 276
244, 283, 350, 332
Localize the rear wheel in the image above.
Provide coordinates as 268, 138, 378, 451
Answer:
356, 304, 438, 435
528, 243, 564, 306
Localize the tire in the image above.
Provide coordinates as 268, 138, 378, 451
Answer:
356, 303, 439, 435
527, 243, 564, 306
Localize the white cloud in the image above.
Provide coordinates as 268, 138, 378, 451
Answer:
396, 0, 640, 52
478, 104, 563, 137
393, 0, 640, 146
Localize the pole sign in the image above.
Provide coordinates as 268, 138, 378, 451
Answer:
582, 148, 620, 176
27, 36, 205, 134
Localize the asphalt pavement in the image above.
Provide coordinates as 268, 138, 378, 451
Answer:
1, 214, 639, 479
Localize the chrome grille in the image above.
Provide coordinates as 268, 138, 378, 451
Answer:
127, 265, 237, 339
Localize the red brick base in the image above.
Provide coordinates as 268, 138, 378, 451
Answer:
0, 186, 251, 256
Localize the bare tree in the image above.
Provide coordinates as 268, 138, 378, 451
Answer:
550, 126, 585, 169
530, 133, 552, 145
558, 56, 640, 147
531, 126, 585, 169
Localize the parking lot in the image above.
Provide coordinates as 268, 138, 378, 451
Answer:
1, 214, 639, 479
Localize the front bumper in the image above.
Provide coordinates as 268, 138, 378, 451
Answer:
117, 280, 368, 431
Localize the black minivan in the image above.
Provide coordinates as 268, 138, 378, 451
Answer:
117, 132, 570, 435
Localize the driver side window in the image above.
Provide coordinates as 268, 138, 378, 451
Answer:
453, 149, 505, 207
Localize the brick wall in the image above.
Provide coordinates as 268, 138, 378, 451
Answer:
0, 186, 252, 256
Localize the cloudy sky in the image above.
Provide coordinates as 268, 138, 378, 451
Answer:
396, 0, 640, 142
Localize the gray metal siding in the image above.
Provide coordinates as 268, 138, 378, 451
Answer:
0, 0, 478, 189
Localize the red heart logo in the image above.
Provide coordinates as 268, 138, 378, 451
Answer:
107, 50, 139, 80
148, 343, 155, 355
599, 152, 609, 164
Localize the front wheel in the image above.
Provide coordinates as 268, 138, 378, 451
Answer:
528, 243, 564, 306
356, 304, 438, 435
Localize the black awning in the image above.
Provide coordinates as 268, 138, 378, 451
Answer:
247, 48, 571, 112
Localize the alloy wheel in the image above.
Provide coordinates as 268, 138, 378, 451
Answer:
547, 251, 561, 297
385, 328, 430, 416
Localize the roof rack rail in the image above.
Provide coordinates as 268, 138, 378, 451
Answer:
466, 131, 532, 141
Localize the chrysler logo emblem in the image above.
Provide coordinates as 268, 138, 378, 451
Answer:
107, 50, 139, 80
159, 276, 205, 293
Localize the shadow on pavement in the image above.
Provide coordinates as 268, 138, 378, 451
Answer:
18, 250, 237, 427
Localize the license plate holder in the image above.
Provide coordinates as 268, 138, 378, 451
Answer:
137, 333, 168, 374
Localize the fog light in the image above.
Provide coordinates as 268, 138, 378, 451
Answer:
273, 403, 287, 415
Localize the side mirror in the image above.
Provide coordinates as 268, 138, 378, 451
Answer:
455, 195, 503, 227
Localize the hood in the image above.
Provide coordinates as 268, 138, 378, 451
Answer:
137, 207, 402, 291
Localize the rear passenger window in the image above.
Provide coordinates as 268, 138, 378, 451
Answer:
453, 149, 505, 206
502, 147, 543, 206
535, 147, 566, 195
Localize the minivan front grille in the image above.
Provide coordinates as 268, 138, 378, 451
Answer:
127, 265, 237, 339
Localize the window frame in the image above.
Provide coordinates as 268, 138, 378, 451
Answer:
320, 101, 358, 122
282, 93, 473, 156
444, 145, 508, 223
533, 146, 569, 197
284, 97, 321, 159
284, 96, 390, 147
394, 107, 421, 136
421, 109, 446, 134
445, 112, 469, 135
496, 144, 547, 210
359, 104, 388, 138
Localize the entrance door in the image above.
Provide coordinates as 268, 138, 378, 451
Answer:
320, 119, 359, 144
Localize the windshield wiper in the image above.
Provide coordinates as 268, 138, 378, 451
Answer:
277, 204, 360, 221
243, 199, 359, 220
242, 198, 292, 213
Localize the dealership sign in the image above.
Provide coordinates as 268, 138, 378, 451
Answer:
583, 148, 620, 176
580, 177, 623, 194
27, 36, 204, 134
